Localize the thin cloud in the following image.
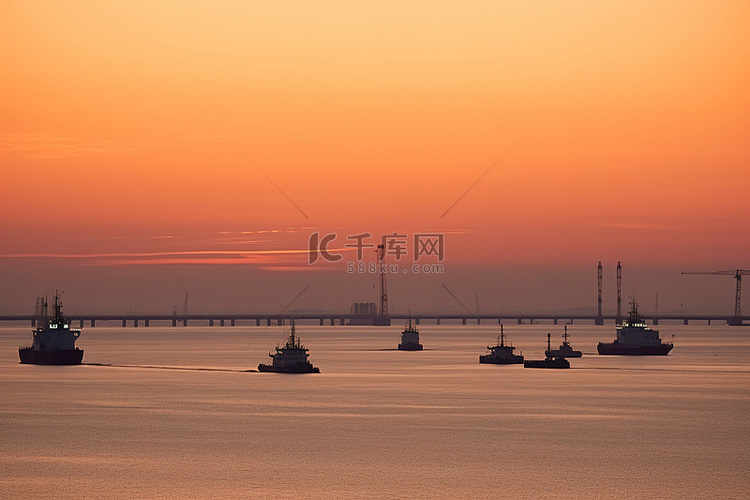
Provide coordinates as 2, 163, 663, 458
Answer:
572, 222, 679, 231
0, 133, 139, 158
0, 247, 353, 267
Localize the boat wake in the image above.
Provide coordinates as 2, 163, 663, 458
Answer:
84, 362, 255, 373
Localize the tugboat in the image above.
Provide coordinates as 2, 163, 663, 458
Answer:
546, 324, 582, 358
598, 299, 673, 355
524, 333, 570, 369
398, 316, 422, 351
479, 324, 523, 364
19, 293, 84, 365
258, 321, 320, 373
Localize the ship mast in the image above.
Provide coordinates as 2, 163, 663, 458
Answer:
628, 297, 642, 324
546, 333, 552, 358
53, 290, 65, 323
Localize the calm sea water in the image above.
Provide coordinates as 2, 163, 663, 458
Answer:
1, 322, 748, 499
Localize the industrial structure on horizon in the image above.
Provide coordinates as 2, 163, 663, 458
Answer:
682, 269, 749, 326
5, 263, 747, 328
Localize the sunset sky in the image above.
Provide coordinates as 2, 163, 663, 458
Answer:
2, 1, 748, 315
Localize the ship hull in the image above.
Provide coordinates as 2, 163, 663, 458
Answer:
523, 358, 570, 369
398, 343, 423, 351
479, 355, 523, 364
597, 343, 673, 355
19, 348, 83, 365
257, 363, 319, 373
546, 349, 582, 358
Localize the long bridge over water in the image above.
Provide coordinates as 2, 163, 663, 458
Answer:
0, 313, 746, 327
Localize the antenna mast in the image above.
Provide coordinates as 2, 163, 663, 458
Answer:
596, 261, 603, 325
616, 261, 623, 324
376, 244, 388, 318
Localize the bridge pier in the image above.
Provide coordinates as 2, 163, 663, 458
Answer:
477, 318, 480, 325
267, 319, 271, 326
684, 319, 689, 325
122, 319, 127, 327
91, 319, 96, 327
134, 319, 138, 327
31, 319, 35, 327
415, 318, 420, 325
518, 318, 523, 325
144, 319, 149, 327
653, 319, 658, 325
209, 319, 214, 327
320, 318, 324, 326
461, 318, 467, 325
436, 318, 441, 325
553, 318, 558, 325
183, 319, 187, 327
231, 319, 235, 326
220, 319, 224, 327
79, 319, 84, 328
172, 318, 177, 327
256, 319, 260, 326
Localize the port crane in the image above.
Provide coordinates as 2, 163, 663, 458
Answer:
681, 269, 750, 325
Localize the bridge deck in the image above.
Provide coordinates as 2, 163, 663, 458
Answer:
0, 313, 746, 326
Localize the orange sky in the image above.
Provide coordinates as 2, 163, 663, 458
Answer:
1, 1, 748, 313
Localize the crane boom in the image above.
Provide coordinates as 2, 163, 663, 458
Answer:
682, 270, 750, 276
682, 269, 750, 322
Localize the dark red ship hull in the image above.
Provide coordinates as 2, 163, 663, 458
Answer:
523, 358, 570, 369
597, 343, 673, 355
398, 343, 423, 351
19, 348, 83, 365
257, 362, 319, 373
479, 355, 523, 364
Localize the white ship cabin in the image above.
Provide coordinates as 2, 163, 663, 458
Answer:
489, 343, 514, 354
271, 346, 309, 367
616, 322, 661, 346
401, 330, 420, 345
33, 323, 81, 351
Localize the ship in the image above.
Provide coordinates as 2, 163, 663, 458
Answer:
546, 324, 582, 358
597, 299, 673, 355
523, 333, 570, 369
398, 316, 422, 351
479, 324, 523, 364
258, 321, 320, 373
19, 293, 84, 365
